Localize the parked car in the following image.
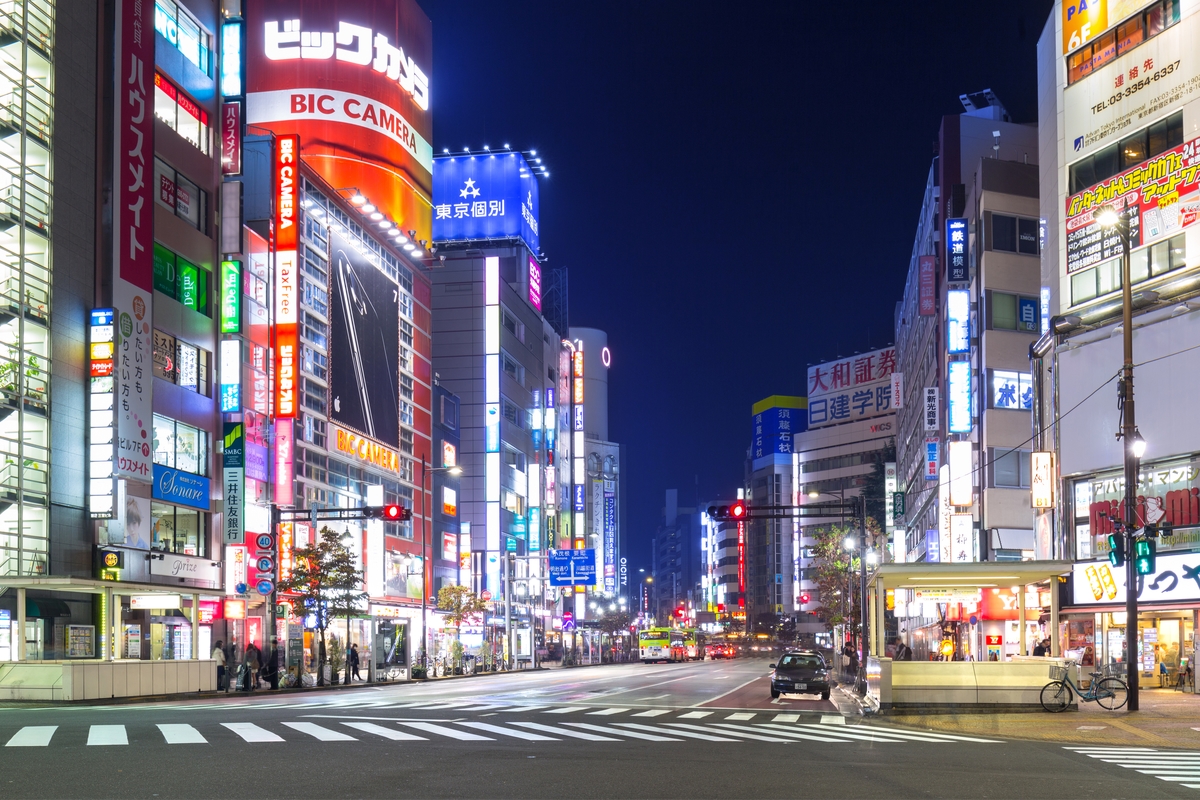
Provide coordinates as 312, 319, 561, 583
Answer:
770, 650, 832, 701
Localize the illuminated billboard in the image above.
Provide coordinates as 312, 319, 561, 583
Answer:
246, 0, 433, 243
329, 228, 400, 449
433, 152, 540, 253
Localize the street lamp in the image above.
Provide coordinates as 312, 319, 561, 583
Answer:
812, 488, 869, 692
1094, 204, 1142, 712
419, 456, 463, 672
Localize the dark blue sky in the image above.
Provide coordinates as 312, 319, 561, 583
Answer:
420, 0, 1053, 570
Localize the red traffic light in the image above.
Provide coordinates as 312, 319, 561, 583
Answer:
675, 606, 684, 617
365, 504, 412, 521
800, 593, 810, 605
729, 500, 747, 520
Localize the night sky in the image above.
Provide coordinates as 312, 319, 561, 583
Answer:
421, 0, 1053, 570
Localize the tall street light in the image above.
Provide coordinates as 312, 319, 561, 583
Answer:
419, 455, 462, 672
1095, 205, 1146, 711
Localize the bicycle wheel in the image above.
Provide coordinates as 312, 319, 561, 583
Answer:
1040, 680, 1072, 712
1095, 677, 1129, 710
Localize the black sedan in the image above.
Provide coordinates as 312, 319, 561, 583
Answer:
770, 651, 832, 700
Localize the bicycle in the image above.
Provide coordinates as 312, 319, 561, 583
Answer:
1040, 660, 1128, 712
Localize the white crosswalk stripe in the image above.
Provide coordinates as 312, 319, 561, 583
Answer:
222, 722, 285, 743
773, 714, 800, 723
725, 713, 755, 721
341, 722, 427, 741
457, 721, 558, 741
282, 722, 357, 741
87, 725, 127, 746
541, 706, 581, 714
6, 727, 56, 747
631, 710, 671, 717
398, 721, 493, 741
510, 722, 620, 741
677, 711, 712, 719
1068, 747, 1200, 787
688, 723, 794, 743
157, 724, 207, 744
565, 722, 683, 742
587, 707, 629, 716
618, 723, 737, 742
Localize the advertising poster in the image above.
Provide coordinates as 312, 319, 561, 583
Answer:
329, 228, 400, 448
806, 347, 897, 430
245, 0, 433, 243
432, 152, 540, 253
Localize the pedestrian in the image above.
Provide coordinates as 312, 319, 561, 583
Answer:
842, 641, 858, 679
1033, 639, 1047, 657
211, 639, 226, 691
243, 643, 260, 692
263, 637, 280, 690
349, 643, 362, 682
893, 637, 913, 661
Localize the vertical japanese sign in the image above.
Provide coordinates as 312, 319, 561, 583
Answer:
938, 464, 952, 563
1031, 451, 1055, 509
947, 361, 972, 434
89, 309, 117, 518
274, 418, 294, 505
274, 134, 299, 419
221, 101, 242, 176
950, 514, 973, 563
113, 0, 155, 485
884, 462, 897, 530
603, 482, 616, 593
925, 438, 940, 481
220, 261, 241, 333
924, 387, 940, 431
918, 256, 936, 316
737, 520, 745, 593
223, 421, 245, 544
890, 372, 904, 410
946, 218, 968, 282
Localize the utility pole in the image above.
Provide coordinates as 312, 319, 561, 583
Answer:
504, 552, 514, 667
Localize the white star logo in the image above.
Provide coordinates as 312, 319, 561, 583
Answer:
460, 178, 480, 199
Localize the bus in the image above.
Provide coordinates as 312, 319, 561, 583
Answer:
639, 628, 686, 662
682, 629, 703, 661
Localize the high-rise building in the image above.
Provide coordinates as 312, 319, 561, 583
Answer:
1036, 0, 1200, 661
653, 488, 699, 622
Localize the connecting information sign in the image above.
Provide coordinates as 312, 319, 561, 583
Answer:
547, 548, 597, 587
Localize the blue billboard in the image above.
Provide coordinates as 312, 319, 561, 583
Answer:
433, 152, 540, 253
547, 549, 597, 587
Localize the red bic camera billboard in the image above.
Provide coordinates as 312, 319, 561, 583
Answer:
246, 0, 433, 242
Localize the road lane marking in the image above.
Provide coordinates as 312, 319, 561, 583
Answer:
565, 723, 682, 742
632, 710, 671, 717
282, 722, 357, 741
510, 722, 619, 741
6, 727, 56, 747
586, 708, 629, 716
497, 705, 548, 712
87, 725, 128, 746
746, 725, 866, 744
820, 715, 845, 725
222, 723, 285, 742
837, 724, 1000, 744
341, 722, 428, 741
542, 707, 581, 714
399, 722, 493, 741
725, 713, 755, 721
697, 674, 764, 706
677, 711, 712, 719
457, 721, 558, 741
157, 724, 207, 744
685, 723, 793, 743
617, 723, 737, 742
773, 714, 800, 723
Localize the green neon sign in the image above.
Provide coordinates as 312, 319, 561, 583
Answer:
220, 260, 241, 333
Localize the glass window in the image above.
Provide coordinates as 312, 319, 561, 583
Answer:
150, 502, 205, 557
151, 414, 209, 476
1069, 113, 1183, 193
992, 215, 1017, 252
1018, 218, 1039, 255
151, 329, 209, 397
993, 450, 1030, 488
153, 415, 175, 468
1098, 257, 1122, 296
153, 330, 177, 384
154, 158, 208, 234
154, 0, 211, 75
990, 292, 1017, 330
1116, 18, 1145, 54
991, 370, 1033, 410
1071, 269, 1098, 305
1121, 128, 1148, 169
153, 72, 210, 154
1129, 246, 1150, 284
1090, 30, 1117, 72
1092, 144, 1119, 185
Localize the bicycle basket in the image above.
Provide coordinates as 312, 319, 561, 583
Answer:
1049, 664, 1070, 681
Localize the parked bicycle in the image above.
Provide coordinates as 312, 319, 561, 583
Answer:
1040, 660, 1128, 712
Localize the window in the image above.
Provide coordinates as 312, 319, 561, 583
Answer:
153, 243, 210, 316
988, 291, 1039, 332
990, 215, 1039, 255
301, 346, 327, 381
991, 370, 1033, 410
1069, 111, 1183, 194
1066, 0, 1179, 85
501, 351, 524, 384
1070, 233, 1186, 307
992, 449, 1031, 489
154, 158, 208, 233
302, 378, 327, 416
302, 311, 328, 349
502, 308, 524, 342
153, 72, 210, 154
152, 330, 210, 397
302, 278, 328, 317
154, 0, 212, 75
152, 414, 210, 476
502, 398, 525, 429
150, 502, 205, 557
441, 394, 458, 430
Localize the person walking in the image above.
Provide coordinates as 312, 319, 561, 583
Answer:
212, 640, 227, 691
893, 637, 913, 661
262, 637, 280, 690
349, 643, 362, 683
243, 643, 261, 692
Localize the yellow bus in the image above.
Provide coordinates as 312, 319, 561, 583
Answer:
639, 628, 685, 662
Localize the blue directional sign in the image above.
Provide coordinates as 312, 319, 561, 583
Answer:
547, 548, 597, 587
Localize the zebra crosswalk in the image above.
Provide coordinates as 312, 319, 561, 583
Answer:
0, 719, 1000, 749
1066, 747, 1200, 788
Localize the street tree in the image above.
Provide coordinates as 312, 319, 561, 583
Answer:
596, 609, 634, 661
276, 525, 367, 686
436, 584, 486, 639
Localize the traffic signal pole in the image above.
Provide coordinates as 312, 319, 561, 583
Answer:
1119, 225, 1140, 712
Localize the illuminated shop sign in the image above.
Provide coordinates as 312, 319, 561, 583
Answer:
223, 420, 244, 545
333, 424, 400, 471
947, 361, 972, 434
221, 20, 243, 98
528, 257, 542, 311
274, 418, 294, 505
432, 153, 540, 253
948, 441, 973, 507
89, 309, 117, 518
1031, 452, 1055, 509
152, 464, 211, 511
220, 260, 241, 333
221, 102, 241, 176
275, 135, 298, 418
946, 218, 968, 282
219, 339, 241, 413
947, 289, 970, 354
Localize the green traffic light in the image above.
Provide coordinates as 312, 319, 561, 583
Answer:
1133, 537, 1156, 575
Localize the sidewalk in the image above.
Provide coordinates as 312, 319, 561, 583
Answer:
883, 687, 1200, 749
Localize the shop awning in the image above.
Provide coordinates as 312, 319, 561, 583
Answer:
24, 598, 71, 618
872, 560, 1075, 588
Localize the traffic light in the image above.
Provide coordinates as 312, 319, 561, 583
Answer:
1108, 532, 1126, 568
730, 500, 747, 520
800, 593, 810, 605
1134, 537, 1156, 576
364, 504, 412, 521
708, 501, 748, 521
675, 605, 685, 618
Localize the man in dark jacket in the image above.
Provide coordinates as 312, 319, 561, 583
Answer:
262, 638, 280, 690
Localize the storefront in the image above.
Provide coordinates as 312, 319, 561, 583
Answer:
1065, 555, 1200, 690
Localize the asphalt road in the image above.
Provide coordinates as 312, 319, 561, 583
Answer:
0, 657, 1195, 799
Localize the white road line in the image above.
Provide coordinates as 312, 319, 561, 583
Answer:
542, 707, 581, 714
222, 723, 285, 743
587, 708, 629, 716
282, 722, 357, 742
409, 703, 469, 710
399, 722, 493, 741
457, 722, 558, 741
746, 725, 866, 744
340, 722, 427, 741
677, 711, 712, 719
6, 726, 56, 747
87, 725, 128, 746
781, 725, 959, 744
496, 705, 548, 712
510, 722, 619, 741
725, 713, 755, 721
632, 710, 671, 717
834, 725, 1000, 743
773, 714, 800, 723
565, 723, 682, 742
618, 723, 737, 742
820, 715, 845, 725
689, 723, 794, 743
157, 724, 207, 744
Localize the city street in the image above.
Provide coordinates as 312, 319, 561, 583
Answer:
0, 659, 1195, 799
